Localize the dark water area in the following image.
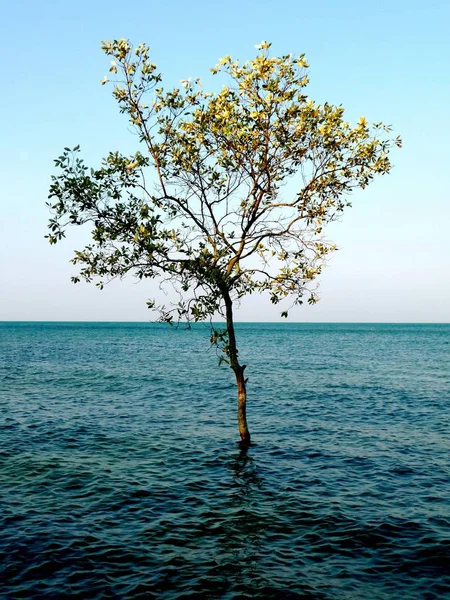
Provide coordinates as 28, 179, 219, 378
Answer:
1, 322, 449, 599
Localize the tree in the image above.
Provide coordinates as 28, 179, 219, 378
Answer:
47, 39, 400, 445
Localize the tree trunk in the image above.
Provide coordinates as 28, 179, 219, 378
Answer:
234, 363, 250, 444
223, 289, 251, 445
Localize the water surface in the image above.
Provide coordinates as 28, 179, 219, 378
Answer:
1, 322, 449, 598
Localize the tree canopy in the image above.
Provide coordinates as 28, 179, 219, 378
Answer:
48, 39, 400, 323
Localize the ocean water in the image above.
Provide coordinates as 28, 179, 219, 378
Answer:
0, 321, 449, 599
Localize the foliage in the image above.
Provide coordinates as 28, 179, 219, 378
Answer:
47, 39, 400, 355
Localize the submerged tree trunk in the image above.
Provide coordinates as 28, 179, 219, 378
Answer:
223, 290, 251, 445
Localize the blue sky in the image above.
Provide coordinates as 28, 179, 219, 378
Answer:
1, 0, 449, 321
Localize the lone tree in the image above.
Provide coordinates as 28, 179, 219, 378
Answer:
47, 39, 400, 444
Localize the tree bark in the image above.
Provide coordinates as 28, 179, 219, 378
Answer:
223, 289, 251, 445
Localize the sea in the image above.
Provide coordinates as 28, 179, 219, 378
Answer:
1, 322, 449, 599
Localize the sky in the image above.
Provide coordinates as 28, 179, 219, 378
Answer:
1, 0, 449, 322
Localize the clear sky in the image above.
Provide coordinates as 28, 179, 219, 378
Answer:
1, 0, 449, 322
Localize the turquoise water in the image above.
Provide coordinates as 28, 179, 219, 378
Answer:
1, 322, 449, 599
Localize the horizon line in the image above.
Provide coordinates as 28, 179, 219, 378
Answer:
1, 320, 449, 325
